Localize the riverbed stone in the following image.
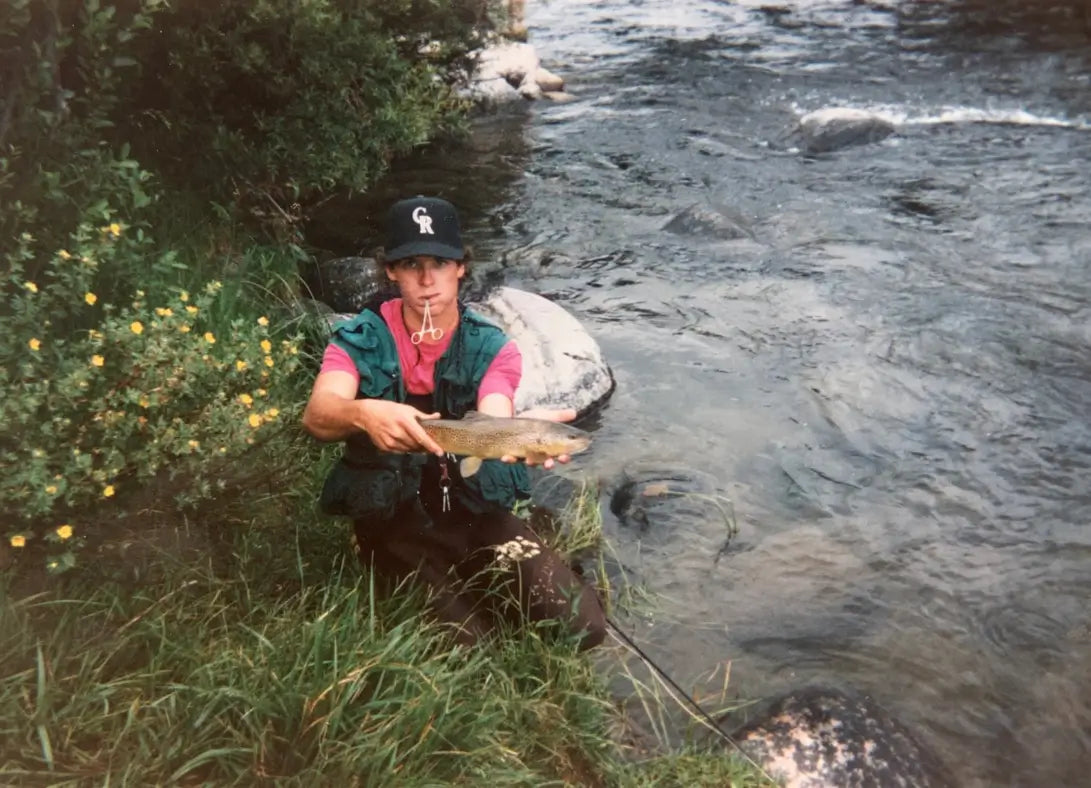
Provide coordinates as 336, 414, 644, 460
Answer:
535, 67, 565, 92
468, 286, 614, 418
662, 203, 756, 241
459, 39, 572, 106
299, 256, 387, 315
797, 107, 896, 154
722, 685, 954, 788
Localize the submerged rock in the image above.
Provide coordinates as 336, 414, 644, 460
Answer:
723, 686, 954, 788
662, 203, 755, 241
608, 465, 725, 536
468, 286, 614, 418
797, 108, 896, 154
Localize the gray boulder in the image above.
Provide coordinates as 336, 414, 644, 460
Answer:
662, 203, 756, 241
797, 108, 896, 155
300, 256, 388, 315
468, 286, 614, 418
724, 686, 954, 787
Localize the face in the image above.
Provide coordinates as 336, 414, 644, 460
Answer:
386, 256, 465, 318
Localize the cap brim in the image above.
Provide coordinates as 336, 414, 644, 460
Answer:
386, 240, 464, 262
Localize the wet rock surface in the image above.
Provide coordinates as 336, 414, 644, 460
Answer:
723, 686, 955, 788
469, 286, 615, 418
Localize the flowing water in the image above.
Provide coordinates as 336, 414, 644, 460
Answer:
313, 1, 1091, 784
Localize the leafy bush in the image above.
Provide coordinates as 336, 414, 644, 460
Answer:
2, 206, 307, 572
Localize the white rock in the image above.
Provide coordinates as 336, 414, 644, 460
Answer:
542, 90, 576, 103
469, 287, 614, 417
534, 67, 564, 92
797, 107, 895, 154
518, 74, 542, 100
473, 41, 540, 87
459, 76, 523, 106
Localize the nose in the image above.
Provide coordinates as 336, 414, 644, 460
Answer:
418, 262, 435, 286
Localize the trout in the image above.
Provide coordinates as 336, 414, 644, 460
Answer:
421, 411, 592, 477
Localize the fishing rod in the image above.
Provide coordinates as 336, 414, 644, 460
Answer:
604, 616, 773, 779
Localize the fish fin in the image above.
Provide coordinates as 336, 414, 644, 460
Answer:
461, 410, 495, 421
460, 456, 483, 477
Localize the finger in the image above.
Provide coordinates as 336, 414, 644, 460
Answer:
557, 454, 571, 464
500, 454, 517, 464
407, 421, 444, 455
517, 408, 577, 423
414, 410, 442, 421
542, 458, 555, 470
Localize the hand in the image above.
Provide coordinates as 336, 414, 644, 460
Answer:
501, 407, 579, 470
359, 400, 443, 455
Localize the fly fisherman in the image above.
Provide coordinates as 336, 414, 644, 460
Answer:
302, 195, 606, 650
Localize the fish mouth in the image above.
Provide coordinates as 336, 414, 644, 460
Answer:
564, 437, 592, 455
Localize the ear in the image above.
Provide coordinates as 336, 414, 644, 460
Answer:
456, 263, 466, 279
385, 265, 397, 282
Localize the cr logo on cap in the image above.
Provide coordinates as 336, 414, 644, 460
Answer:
412, 206, 435, 235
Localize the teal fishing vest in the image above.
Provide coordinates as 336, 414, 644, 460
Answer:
317, 301, 531, 521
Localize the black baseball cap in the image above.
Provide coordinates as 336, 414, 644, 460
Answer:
385, 195, 465, 262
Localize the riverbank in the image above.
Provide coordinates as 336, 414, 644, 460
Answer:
1, 481, 770, 786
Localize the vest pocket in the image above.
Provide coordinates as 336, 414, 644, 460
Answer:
319, 459, 421, 520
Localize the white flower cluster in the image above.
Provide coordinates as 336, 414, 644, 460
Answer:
493, 535, 541, 571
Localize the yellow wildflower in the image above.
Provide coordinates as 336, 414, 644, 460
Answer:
155, 307, 173, 317
238, 393, 253, 407
85, 292, 98, 305
260, 339, 272, 353
203, 332, 216, 344
248, 413, 263, 428
91, 355, 105, 367
188, 439, 199, 450
46, 485, 58, 494
257, 316, 269, 327
10, 535, 26, 548
219, 447, 227, 454
264, 356, 274, 368
25, 281, 38, 293
103, 484, 116, 498
257, 388, 267, 397
29, 338, 41, 351
56, 524, 73, 541
179, 291, 189, 302
108, 222, 122, 237
265, 408, 280, 419
235, 360, 248, 372
179, 324, 191, 333
186, 305, 198, 315
139, 396, 149, 408
89, 329, 103, 340
59, 250, 72, 260
130, 321, 144, 335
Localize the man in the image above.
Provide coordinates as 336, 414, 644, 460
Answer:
302, 195, 605, 650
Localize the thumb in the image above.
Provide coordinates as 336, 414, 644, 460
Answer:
414, 410, 442, 421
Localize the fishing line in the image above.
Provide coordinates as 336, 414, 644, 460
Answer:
604, 616, 772, 779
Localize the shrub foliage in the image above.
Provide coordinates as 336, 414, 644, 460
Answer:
1, 0, 497, 571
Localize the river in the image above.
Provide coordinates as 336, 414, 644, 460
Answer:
312, 1, 1091, 784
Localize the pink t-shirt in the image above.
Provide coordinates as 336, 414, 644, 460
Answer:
320, 298, 521, 404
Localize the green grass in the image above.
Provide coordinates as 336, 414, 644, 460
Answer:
1, 479, 773, 787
